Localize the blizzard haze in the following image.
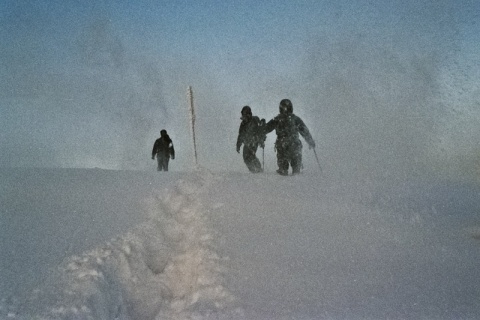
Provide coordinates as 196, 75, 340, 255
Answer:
2, 1, 480, 319
1, 0, 480, 178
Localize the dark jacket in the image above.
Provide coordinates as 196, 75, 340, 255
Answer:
265, 113, 315, 148
237, 116, 265, 150
152, 134, 175, 159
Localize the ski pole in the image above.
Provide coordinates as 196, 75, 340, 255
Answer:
262, 147, 265, 170
313, 148, 322, 173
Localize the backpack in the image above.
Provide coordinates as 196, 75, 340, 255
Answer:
257, 118, 267, 147
275, 114, 299, 141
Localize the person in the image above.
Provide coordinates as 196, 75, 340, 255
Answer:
236, 106, 265, 173
264, 99, 315, 175
151, 129, 175, 171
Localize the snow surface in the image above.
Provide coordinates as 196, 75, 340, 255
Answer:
1, 167, 480, 319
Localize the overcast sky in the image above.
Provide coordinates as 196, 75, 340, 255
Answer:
1, 0, 479, 177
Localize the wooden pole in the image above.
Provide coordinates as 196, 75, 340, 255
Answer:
187, 86, 198, 167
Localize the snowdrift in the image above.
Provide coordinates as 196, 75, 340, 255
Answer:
2, 168, 480, 319
1, 169, 236, 319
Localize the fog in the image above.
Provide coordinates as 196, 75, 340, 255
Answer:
2, 2, 480, 318
1, 0, 479, 180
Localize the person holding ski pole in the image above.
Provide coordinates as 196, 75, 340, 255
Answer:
263, 99, 315, 176
236, 106, 266, 173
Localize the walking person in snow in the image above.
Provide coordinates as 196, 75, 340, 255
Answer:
264, 99, 315, 176
236, 106, 266, 173
152, 129, 175, 171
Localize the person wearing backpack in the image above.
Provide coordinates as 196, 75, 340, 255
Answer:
151, 129, 175, 171
264, 99, 315, 175
236, 106, 266, 173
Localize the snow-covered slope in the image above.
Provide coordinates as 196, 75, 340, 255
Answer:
1, 168, 480, 319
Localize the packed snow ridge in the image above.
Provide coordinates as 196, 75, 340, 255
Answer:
12, 170, 236, 320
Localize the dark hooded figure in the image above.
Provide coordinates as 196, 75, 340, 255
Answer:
264, 99, 315, 175
236, 106, 265, 173
152, 129, 175, 171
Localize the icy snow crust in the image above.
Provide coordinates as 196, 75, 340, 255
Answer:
2, 168, 480, 319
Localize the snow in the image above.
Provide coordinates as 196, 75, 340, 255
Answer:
1, 167, 480, 319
